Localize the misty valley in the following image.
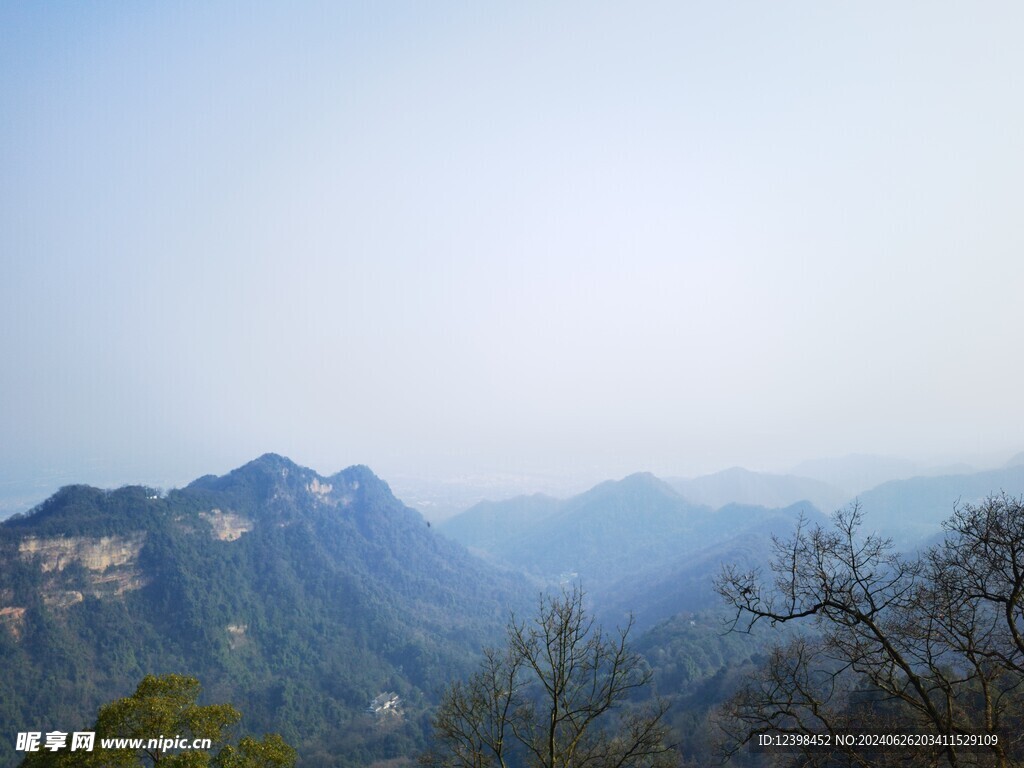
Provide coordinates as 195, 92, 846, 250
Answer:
3, 453, 1024, 767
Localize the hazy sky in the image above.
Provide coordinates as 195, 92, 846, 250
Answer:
2, 2, 1023, 497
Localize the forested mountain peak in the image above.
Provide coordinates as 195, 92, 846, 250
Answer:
4, 483, 165, 537
0, 455, 528, 767
186, 453, 394, 506
571, 471, 681, 505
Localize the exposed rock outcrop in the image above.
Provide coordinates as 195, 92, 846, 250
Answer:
199, 509, 253, 541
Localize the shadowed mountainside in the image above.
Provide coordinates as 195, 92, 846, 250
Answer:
441, 473, 828, 628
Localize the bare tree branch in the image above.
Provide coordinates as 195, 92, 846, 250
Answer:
427, 586, 673, 768
715, 498, 1024, 767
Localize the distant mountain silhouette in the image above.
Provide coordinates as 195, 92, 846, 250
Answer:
855, 464, 1024, 548
439, 492, 562, 554
665, 467, 847, 513
1005, 450, 1024, 468
442, 472, 701, 578
789, 453, 922, 496
441, 473, 826, 627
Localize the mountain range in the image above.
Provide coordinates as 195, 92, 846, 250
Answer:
0, 454, 529, 768
439, 460, 1024, 626
440, 472, 827, 628
5, 453, 1024, 766
854, 464, 1024, 548
664, 466, 847, 514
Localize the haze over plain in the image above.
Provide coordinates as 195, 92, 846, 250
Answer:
2, 3, 1022, 509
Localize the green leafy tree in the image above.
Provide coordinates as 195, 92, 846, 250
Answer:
424, 586, 673, 768
21, 674, 295, 768
213, 734, 298, 768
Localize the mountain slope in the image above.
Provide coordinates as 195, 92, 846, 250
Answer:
0, 454, 528, 768
440, 474, 827, 628
438, 492, 562, 555
441, 473, 707, 581
665, 466, 848, 513
1005, 451, 1024, 468
856, 465, 1024, 548
601, 501, 828, 628
789, 453, 922, 496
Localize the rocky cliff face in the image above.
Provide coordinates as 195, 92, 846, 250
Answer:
18, 533, 146, 572
3, 507, 258, 620
197, 509, 253, 541
13, 532, 148, 610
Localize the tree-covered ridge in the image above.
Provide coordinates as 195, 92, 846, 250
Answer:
440, 473, 828, 629
0, 455, 530, 768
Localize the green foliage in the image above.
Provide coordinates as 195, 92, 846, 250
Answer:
634, 610, 781, 767
94, 674, 240, 765
213, 734, 297, 768
20, 674, 293, 768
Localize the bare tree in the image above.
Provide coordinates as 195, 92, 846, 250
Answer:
426, 586, 673, 768
715, 499, 1024, 767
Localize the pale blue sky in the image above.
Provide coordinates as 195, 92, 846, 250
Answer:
2, 2, 1023, 499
